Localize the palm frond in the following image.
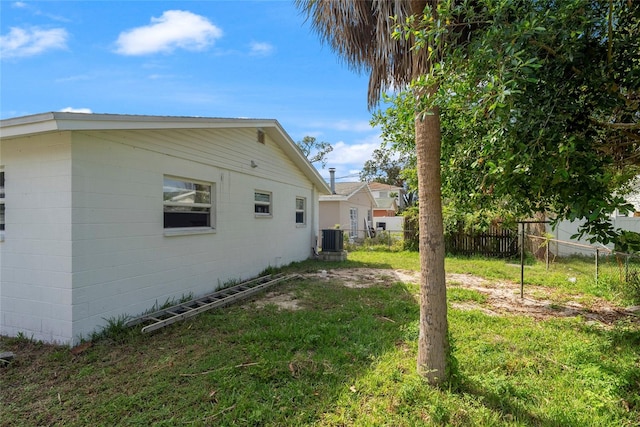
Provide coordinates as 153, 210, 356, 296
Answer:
296, 0, 433, 108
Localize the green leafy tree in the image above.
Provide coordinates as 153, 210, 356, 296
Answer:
296, 136, 333, 168
378, 0, 639, 244
299, 0, 639, 385
359, 147, 411, 187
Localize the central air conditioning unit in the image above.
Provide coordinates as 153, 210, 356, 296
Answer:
321, 229, 344, 252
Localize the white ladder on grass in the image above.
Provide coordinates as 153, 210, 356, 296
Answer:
125, 273, 298, 334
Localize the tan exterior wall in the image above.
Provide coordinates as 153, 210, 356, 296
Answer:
319, 187, 374, 240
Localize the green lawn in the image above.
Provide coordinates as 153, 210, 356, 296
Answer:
1, 251, 639, 426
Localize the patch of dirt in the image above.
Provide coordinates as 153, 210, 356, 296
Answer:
253, 291, 302, 311
297, 268, 640, 326
307, 268, 418, 288
250, 268, 639, 325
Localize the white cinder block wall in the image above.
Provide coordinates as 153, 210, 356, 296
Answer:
0, 132, 74, 343
69, 128, 318, 343
548, 217, 640, 257
1, 125, 321, 345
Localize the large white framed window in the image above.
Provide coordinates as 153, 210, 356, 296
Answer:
295, 197, 306, 225
163, 176, 213, 229
254, 191, 272, 216
0, 168, 4, 232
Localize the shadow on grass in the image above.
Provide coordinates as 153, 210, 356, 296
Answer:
0, 272, 417, 426
446, 315, 640, 426
4, 258, 638, 426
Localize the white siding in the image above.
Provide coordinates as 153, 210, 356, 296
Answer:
624, 176, 640, 213
1, 126, 322, 345
0, 132, 73, 343
548, 217, 640, 257
68, 128, 317, 343
373, 216, 405, 232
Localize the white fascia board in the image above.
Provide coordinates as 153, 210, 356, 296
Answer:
1, 112, 274, 138
319, 195, 349, 202
0, 112, 60, 138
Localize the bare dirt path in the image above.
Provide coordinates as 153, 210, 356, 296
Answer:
256, 268, 640, 326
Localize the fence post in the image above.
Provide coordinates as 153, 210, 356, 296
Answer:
546, 237, 550, 271
520, 222, 525, 298
625, 253, 629, 282
595, 248, 599, 285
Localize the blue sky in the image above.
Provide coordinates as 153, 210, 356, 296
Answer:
0, 0, 383, 180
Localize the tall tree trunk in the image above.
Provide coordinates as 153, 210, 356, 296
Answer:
415, 99, 448, 385
530, 211, 548, 260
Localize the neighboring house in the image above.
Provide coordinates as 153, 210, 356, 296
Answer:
319, 170, 376, 240
368, 181, 403, 217
623, 175, 640, 214
0, 112, 331, 345
367, 181, 405, 232
548, 177, 640, 256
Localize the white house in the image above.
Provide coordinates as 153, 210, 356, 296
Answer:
623, 175, 640, 213
368, 181, 403, 216
367, 181, 405, 232
0, 112, 330, 345
546, 177, 640, 257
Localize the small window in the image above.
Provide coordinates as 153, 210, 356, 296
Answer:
163, 176, 213, 229
257, 129, 265, 144
295, 197, 306, 224
0, 168, 4, 231
255, 191, 272, 216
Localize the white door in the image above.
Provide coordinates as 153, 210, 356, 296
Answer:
350, 208, 358, 238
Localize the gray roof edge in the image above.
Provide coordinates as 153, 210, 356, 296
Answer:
1, 112, 278, 133
0, 112, 331, 194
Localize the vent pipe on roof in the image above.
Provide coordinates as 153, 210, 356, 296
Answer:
329, 168, 336, 194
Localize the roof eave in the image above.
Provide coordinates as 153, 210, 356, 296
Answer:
0, 112, 281, 138
0, 112, 332, 194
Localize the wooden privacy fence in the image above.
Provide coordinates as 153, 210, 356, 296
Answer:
445, 224, 518, 258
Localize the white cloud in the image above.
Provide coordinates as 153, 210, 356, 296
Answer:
0, 26, 68, 59
55, 74, 92, 83
331, 119, 374, 132
308, 119, 374, 133
11, 2, 70, 22
114, 10, 222, 56
59, 107, 92, 114
249, 41, 274, 56
327, 140, 379, 166
148, 73, 177, 80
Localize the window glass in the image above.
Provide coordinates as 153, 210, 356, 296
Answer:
255, 191, 272, 215
164, 178, 210, 204
254, 192, 270, 203
163, 176, 212, 229
295, 197, 305, 224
